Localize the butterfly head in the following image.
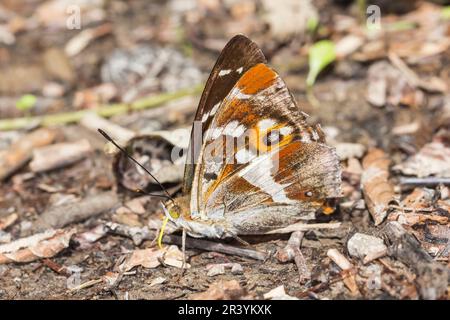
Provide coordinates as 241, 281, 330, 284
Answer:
161, 196, 190, 222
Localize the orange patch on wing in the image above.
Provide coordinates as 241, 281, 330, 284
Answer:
204, 163, 238, 201
216, 99, 253, 128
244, 122, 295, 156
322, 205, 335, 215
237, 63, 276, 95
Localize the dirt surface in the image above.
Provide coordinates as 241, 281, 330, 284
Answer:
0, 0, 449, 300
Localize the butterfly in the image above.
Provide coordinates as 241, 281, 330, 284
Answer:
160, 35, 342, 240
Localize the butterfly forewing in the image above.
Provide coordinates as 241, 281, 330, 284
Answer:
183, 35, 266, 193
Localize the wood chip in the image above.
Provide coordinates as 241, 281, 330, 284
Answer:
29, 139, 92, 172
361, 148, 395, 225
0, 128, 56, 181
327, 248, 360, 295
34, 192, 119, 230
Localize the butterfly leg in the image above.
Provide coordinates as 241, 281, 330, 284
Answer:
180, 227, 187, 275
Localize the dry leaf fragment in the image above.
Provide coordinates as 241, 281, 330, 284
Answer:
123, 248, 161, 271
361, 148, 395, 225
65, 24, 112, 57
0, 228, 76, 264
206, 263, 243, 277
0, 128, 56, 181
122, 245, 189, 271
73, 224, 108, 249
0, 213, 18, 231
149, 277, 166, 287
394, 141, 450, 178
190, 280, 249, 300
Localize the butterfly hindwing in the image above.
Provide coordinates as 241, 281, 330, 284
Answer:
189, 63, 341, 233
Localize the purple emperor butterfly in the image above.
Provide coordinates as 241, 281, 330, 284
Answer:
161, 35, 342, 239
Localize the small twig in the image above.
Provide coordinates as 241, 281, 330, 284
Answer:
80, 113, 135, 143
276, 231, 311, 284
399, 177, 450, 188
265, 222, 341, 234
327, 248, 360, 295
167, 234, 268, 261
388, 204, 434, 213
42, 258, 69, 276
68, 279, 103, 292
0, 85, 202, 131
105, 222, 267, 261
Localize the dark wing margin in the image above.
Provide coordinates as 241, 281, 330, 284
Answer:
182, 34, 266, 193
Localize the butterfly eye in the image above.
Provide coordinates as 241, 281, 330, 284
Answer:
169, 205, 181, 219
263, 130, 282, 146
169, 210, 180, 219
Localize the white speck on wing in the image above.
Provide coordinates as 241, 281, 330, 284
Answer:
219, 69, 232, 76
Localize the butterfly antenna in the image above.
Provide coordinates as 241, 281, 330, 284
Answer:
97, 128, 175, 203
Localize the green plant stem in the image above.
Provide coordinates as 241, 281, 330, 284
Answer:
0, 85, 203, 131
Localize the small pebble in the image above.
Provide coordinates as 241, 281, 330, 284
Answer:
347, 233, 387, 260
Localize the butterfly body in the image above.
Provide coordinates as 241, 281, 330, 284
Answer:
163, 35, 341, 239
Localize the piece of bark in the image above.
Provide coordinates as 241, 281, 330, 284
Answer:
276, 231, 310, 284
34, 192, 119, 230
0, 128, 56, 181
383, 221, 449, 300
29, 139, 92, 173
0, 228, 76, 264
361, 148, 395, 225
327, 248, 360, 295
